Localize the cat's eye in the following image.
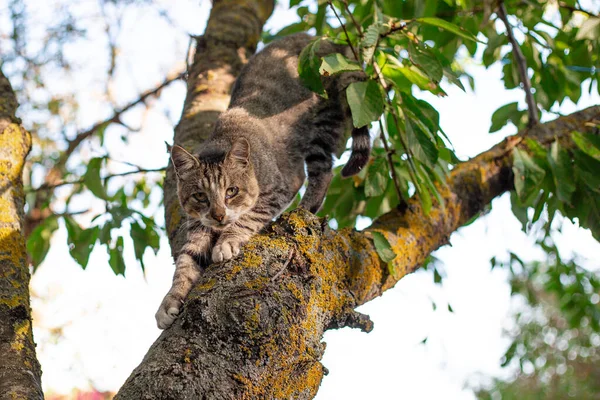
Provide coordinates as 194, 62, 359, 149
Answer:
193, 192, 208, 203
225, 186, 239, 199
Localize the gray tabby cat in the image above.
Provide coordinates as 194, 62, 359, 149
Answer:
156, 33, 371, 329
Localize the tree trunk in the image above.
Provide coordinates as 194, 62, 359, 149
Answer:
114, 1, 600, 398
0, 69, 44, 399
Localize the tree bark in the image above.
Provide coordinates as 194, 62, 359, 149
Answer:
116, 1, 600, 398
0, 69, 44, 398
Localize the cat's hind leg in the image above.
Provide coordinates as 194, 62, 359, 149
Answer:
299, 151, 333, 214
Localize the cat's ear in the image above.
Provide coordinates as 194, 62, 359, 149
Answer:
170, 145, 199, 175
227, 138, 250, 167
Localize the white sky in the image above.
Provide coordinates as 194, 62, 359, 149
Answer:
13, 0, 600, 398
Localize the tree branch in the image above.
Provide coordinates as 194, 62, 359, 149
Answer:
497, 1, 539, 127
0, 67, 44, 399
33, 167, 166, 192
57, 71, 185, 170
118, 106, 598, 397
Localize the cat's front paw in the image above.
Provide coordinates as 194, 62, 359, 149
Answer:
155, 293, 183, 329
212, 239, 242, 263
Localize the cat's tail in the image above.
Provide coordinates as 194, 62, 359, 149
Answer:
341, 126, 371, 177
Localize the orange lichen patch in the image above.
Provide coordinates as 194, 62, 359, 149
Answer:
10, 319, 30, 352
183, 348, 192, 364
0, 231, 26, 274
0, 295, 24, 308
238, 251, 263, 269
243, 277, 269, 291
196, 278, 216, 291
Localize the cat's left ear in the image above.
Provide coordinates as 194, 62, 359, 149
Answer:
228, 138, 250, 167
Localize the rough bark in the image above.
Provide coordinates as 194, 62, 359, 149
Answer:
113, 1, 600, 398
0, 69, 44, 398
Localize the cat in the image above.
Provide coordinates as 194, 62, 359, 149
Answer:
156, 33, 371, 329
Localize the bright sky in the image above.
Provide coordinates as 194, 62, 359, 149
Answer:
13, 0, 600, 398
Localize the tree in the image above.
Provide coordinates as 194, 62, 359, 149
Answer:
0, 68, 43, 399
0, 0, 598, 398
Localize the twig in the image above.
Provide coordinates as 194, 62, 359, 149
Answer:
333, 0, 415, 198
271, 249, 295, 281
373, 61, 421, 188
56, 71, 185, 170
378, 120, 405, 202
497, 1, 539, 127
34, 167, 166, 192
340, 0, 363, 37
327, 1, 359, 61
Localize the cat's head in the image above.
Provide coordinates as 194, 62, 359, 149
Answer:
170, 139, 259, 229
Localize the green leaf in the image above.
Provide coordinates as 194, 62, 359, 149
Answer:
547, 141, 575, 203
27, 217, 59, 269
407, 42, 443, 83
416, 17, 482, 43
298, 38, 327, 97
512, 148, 546, 205
365, 157, 388, 197
320, 53, 362, 76
64, 216, 98, 269
84, 157, 109, 199
572, 131, 600, 161
131, 221, 148, 271
406, 118, 438, 165
360, 23, 383, 64
573, 149, 600, 192
510, 191, 529, 231
346, 80, 385, 128
433, 268, 442, 284
371, 231, 397, 263
489, 102, 522, 133
109, 236, 126, 276
361, 22, 382, 48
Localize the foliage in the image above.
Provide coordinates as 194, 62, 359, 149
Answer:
267, 0, 600, 236
477, 236, 600, 399
1, 0, 175, 273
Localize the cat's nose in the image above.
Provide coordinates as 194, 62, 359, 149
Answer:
213, 214, 225, 222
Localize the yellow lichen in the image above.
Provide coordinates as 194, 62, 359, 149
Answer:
11, 319, 30, 352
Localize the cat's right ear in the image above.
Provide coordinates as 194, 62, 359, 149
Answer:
170, 145, 199, 176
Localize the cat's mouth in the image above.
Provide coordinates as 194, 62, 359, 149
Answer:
201, 217, 235, 229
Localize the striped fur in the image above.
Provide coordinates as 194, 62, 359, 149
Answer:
156, 33, 372, 329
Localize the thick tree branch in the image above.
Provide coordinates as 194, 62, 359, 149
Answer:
497, 1, 539, 127
115, 0, 600, 395
0, 68, 43, 399
119, 105, 597, 399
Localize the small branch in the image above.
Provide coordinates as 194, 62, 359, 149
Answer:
56, 72, 184, 170
327, 1, 359, 61
497, 1, 539, 127
378, 119, 405, 202
379, 20, 407, 40
373, 60, 421, 187
33, 167, 166, 192
340, 0, 363, 37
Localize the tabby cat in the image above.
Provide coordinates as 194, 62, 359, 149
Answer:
156, 33, 371, 329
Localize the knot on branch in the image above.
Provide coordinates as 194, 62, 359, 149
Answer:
327, 308, 374, 333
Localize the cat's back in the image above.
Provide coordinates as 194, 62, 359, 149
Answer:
229, 33, 342, 118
